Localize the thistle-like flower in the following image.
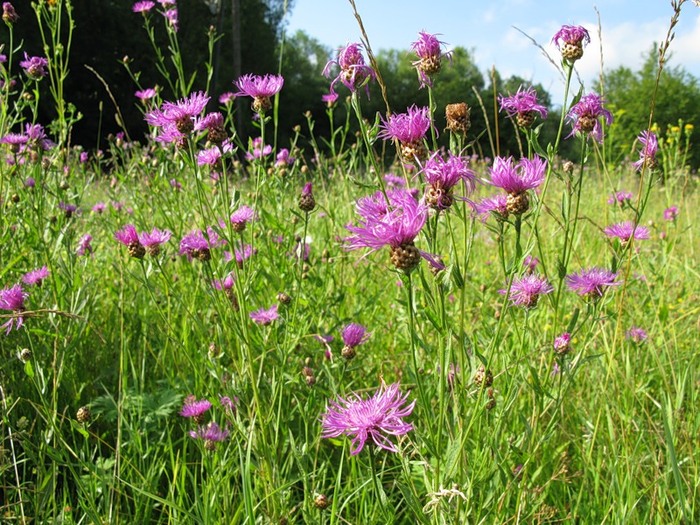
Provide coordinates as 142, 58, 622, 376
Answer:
566, 93, 613, 143
340, 323, 370, 360
553, 332, 572, 355
229, 205, 256, 233
189, 422, 229, 451
132, 1, 155, 14
140, 228, 172, 256
0, 283, 28, 334
180, 395, 212, 424
321, 382, 414, 455
445, 102, 471, 135
378, 105, 432, 163
566, 267, 620, 300
603, 221, 650, 244
298, 182, 316, 213
552, 25, 590, 62
233, 73, 284, 113
471, 194, 509, 222
145, 91, 210, 143
488, 155, 546, 215
607, 191, 633, 207
411, 31, 451, 88
421, 152, 476, 210
498, 86, 548, 128
250, 304, 279, 325
19, 53, 48, 80
179, 230, 212, 261
633, 131, 658, 172
2, 2, 18, 25
625, 326, 648, 344
195, 112, 227, 144
500, 274, 553, 308
22, 266, 49, 287
115, 224, 145, 259
663, 206, 678, 222
323, 43, 375, 96
77, 234, 94, 256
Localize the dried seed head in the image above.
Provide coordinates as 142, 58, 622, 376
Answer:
473, 365, 493, 388
76, 406, 91, 424
506, 192, 529, 216
313, 493, 330, 510
390, 242, 422, 273
445, 103, 471, 135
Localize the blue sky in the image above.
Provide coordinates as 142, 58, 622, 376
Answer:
286, 0, 700, 104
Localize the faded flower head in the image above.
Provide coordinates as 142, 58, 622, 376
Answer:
323, 43, 375, 96
500, 274, 553, 308
3, 2, 19, 24
233, 73, 284, 113
411, 31, 451, 88
566, 93, 613, 143
445, 102, 471, 135
421, 152, 476, 210
603, 221, 650, 244
633, 131, 658, 172
552, 25, 590, 62
250, 304, 279, 325
19, 53, 49, 80
22, 266, 49, 287
499, 86, 548, 128
321, 382, 414, 455
626, 326, 648, 344
0, 283, 28, 334
566, 267, 620, 300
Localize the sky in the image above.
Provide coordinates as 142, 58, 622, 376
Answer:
285, 0, 700, 105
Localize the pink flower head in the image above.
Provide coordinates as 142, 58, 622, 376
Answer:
566, 93, 613, 143
197, 146, 222, 167
132, 1, 155, 14
553, 332, 571, 354
145, 91, 210, 141
378, 105, 432, 145
162, 7, 178, 30
323, 43, 375, 96
341, 323, 370, 349
607, 191, 633, 206
180, 396, 212, 419
489, 155, 546, 194
421, 151, 476, 209
523, 255, 540, 273
321, 382, 414, 455
275, 148, 294, 167
245, 136, 272, 160
22, 266, 49, 287
500, 274, 553, 308
19, 53, 48, 80
663, 206, 678, 222
140, 227, 172, 256
229, 205, 256, 232
179, 230, 212, 261
603, 221, 650, 244
383, 174, 405, 189
0, 283, 28, 334
566, 267, 620, 299
218, 91, 235, 104
499, 86, 548, 127
322, 92, 339, 105
1, 133, 28, 153
411, 31, 451, 88
226, 244, 256, 267
189, 422, 229, 450
115, 224, 145, 258
250, 304, 279, 325
3, 2, 19, 24
552, 25, 590, 61
212, 273, 235, 291
77, 234, 93, 256
626, 326, 648, 344
135, 87, 157, 101
633, 131, 658, 172
233, 73, 284, 112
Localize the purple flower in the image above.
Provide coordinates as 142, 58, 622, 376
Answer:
489, 155, 546, 194
421, 152, 476, 210
115, 224, 145, 258
552, 25, 590, 62
607, 191, 633, 206
322, 92, 339, 105
170, 178, 182, 191
212, 273, 235, 292
233, 73, 284, 113
179, 230, 211, 261
229, 205, 256, 232
523, 255, 540, 273
553, 333, 572, 355
345, 189, 429, 273
220, 395, 237, 413
195, 112, 227, 143
383, 174, 405, 188
633, 131, 658, 171
250, 304, 279, 325
59, 202, 78, 218
321, 382, 414, 455
626, 326, 648, 344
603, 221, 650, 244
135, 87, 157, 101
245, 136, 272, 160
566, 93, 613, 143
3, 2, 19, 24
180, 395, 212, 420
323, 43, 375, 96
189, 422, 229, 450
378, 105, 432, 162
275, 148, 294, 167
19, 53, 48, 80
663, 206, 678, 222
145, 91, 210, 143
1, 133, 28, 153
226, 244, 256, 267
341, 323, 370, 349
197, 146, 222, 168
140, 227, 172, 256
499, 86, 548, 128
219, 91, 235, 104
162, 7, 178, 30
132, 1, 155, 14
500, 274, 553, 308
566, 267, 620, 299
471, 194, 509, 222
0, 284, 28, 334
79, 151, 88, 164
411, 31, 451, 88
77, 234, 93, 256
24, 177, 35, 188
22, 266, 49, 287
92, 202, 106, 214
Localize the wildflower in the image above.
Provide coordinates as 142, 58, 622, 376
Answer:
633, 131, 658, 171
411, 31, 451, 88
299, 182, 316, 213
79, 151, 88, 164
523, 255, 540, 273
115, 224, 145, 258
552, 25, 590, 62
604, 221, 650, 244
250, 304, 279, 325
607, 191, 633, 206
135, 87, 157, 101
132, 1, 155, 13
488, 155, 546, 215
445, 102, 471, 135
321, 382, 414, 455
24, 123, 54, 151
219, 395, 237, 413
323, 42, 375, 96
59, 202, 78, 219
195, 112, 227, 144
500, 274, 553, 308
76, 406, 91, 424
322, 92, 339, 106
383, 174, 405, 188
227, 244, 255, 268
189, 422, 229, 451
340, 323, 370, 360
663, 206, 678, 222
275, 148, 294, 167
197, 146, 222, 169
553, 332, 571, 355
77, 234, 93, 256
218, 91, 234, 105
19, 53, 48, 80
2, 2, 19, 24
24, 177, 35, 188
213, 274, 237, 308
140, 227, 172, 256
169, 178, 182, 191
180, 395, 212, 424
229, 205, 256, 233
245, 136, 272, 160
378, 105, 432, 163
421, 151, 476, 210
498, 86, 548, 128
345, 188, 429, 273
0, 284, 28, 334
626, 326, 648, 344
566, 267, 620, 300
566, 93, 613, 143
1, 133, 28, 153
179, 230, 211, 261
233, 73, 284, 113
145, 91, 210, 143
162, 7, 178, 30
22, 266, 49, 287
